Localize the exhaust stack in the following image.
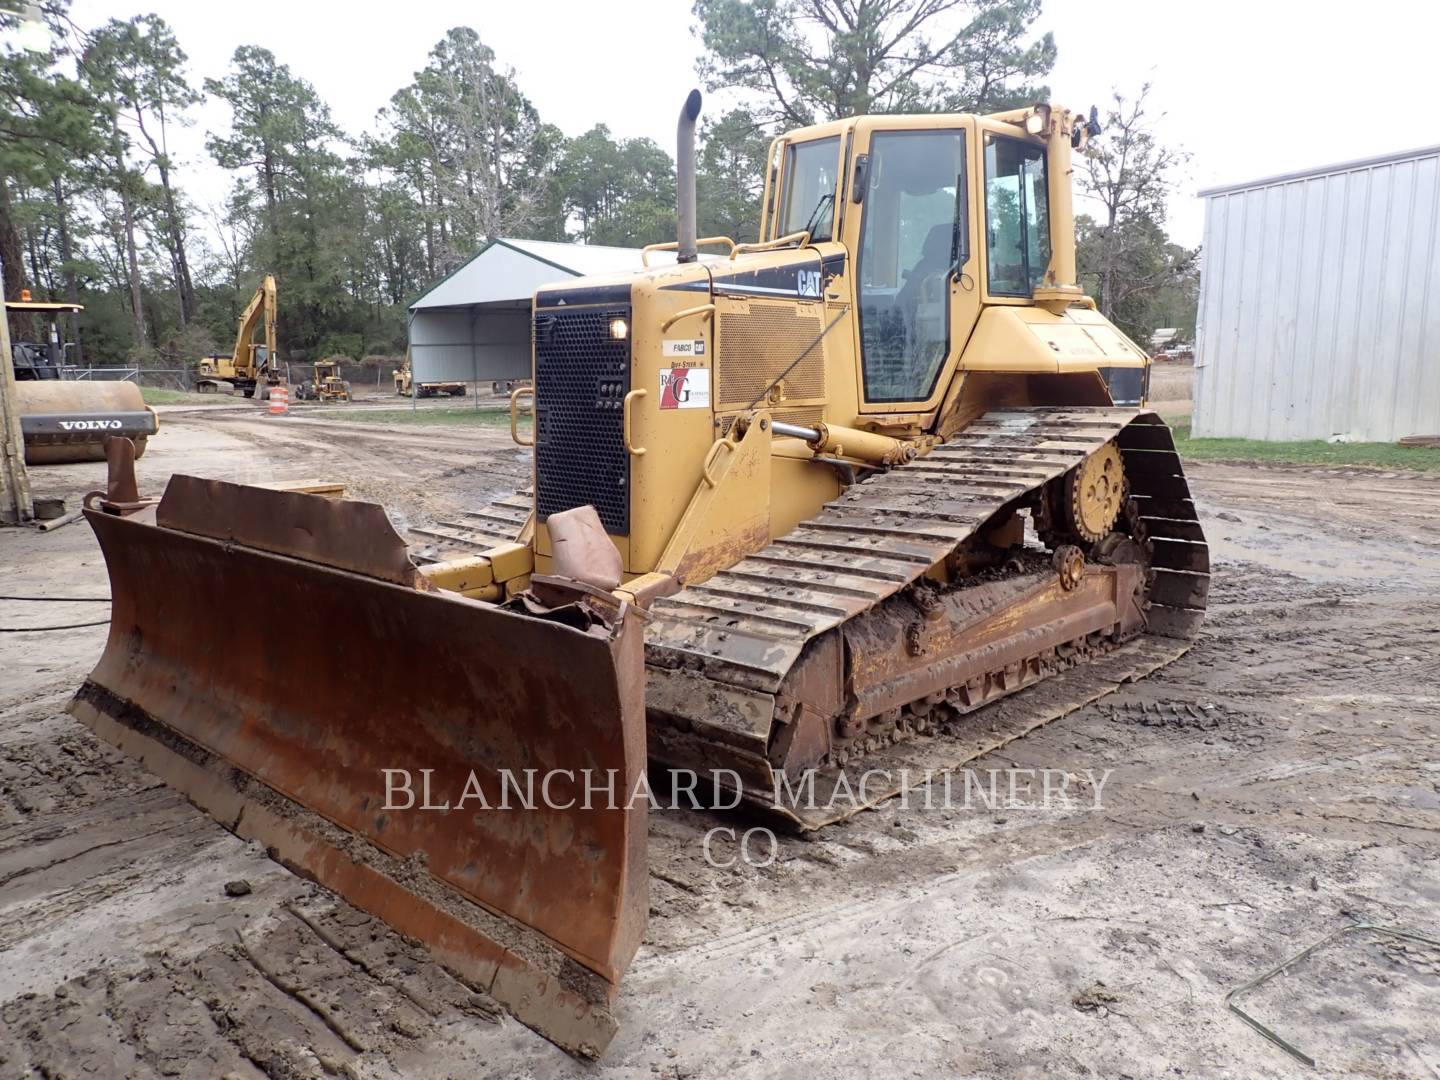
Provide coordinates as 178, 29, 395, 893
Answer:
676, 90, 702, 263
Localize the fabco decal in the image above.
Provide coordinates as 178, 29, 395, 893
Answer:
57, 419, 123, 431
797, 270, 821, 298
662, 338, 706, 358
659, 367, 710, 410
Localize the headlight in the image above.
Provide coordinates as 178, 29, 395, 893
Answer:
609, 317, 629, 341
1024, 112, 1045, 135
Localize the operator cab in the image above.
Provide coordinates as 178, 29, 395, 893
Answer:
6, 296, 85, 382
758, 113, 1097, 416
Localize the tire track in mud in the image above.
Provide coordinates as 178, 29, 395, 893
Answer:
0, 900, 508, 1080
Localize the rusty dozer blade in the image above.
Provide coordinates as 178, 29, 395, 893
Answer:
69, 468, 647, 1057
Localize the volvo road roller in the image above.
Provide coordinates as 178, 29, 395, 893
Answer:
70, 92, 1208, 1056
7, 295, 158, 464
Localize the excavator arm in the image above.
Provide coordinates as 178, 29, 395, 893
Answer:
230, 274, 278, 379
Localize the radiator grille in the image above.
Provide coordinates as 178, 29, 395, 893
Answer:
533, 306, 631, 534
717, 302, 826, 408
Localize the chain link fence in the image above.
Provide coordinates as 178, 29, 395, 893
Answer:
59, 366, 194, 391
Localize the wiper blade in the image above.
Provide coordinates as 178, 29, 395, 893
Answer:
802, 193, 834, 240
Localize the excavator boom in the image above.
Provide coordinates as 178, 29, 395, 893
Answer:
196, 275, 282, 396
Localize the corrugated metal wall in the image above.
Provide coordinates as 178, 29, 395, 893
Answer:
1193, 146, 1440, 441
409, 305, 530, 384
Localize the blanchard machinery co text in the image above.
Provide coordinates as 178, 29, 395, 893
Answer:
379, 766, 1116, 814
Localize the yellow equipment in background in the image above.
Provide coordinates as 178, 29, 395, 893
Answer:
294, 358, 352, 402
196, 274, 285, 399
7, 296, 157, 465
72, 94, 1208, 1055
393, 349, 466, 397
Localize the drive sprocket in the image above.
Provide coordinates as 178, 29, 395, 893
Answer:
1063, 441, 1126, 543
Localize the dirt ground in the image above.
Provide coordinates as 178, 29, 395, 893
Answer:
2, 396, 1438, 1079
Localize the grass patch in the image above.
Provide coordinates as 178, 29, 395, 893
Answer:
1170, 424, 1440, 471
140, 386, 197, 405
305, 406, 522, 429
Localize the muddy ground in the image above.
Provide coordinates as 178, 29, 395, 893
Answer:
1, 396, 1437, 1079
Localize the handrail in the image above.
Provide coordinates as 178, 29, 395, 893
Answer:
509, 385, 534, 447
732, 230, 811, 258
701, 437, 737, 487
660, 303, 715, 333
622, 389, 648, 456
641, 236, 737, 267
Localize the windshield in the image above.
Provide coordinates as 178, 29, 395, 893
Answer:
779, 137, 840, 242
857, 129, 966, 402
984, 135, 1050, 296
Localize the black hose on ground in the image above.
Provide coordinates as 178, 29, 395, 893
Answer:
0, 594, 111, 630
0, 595, 111, 602
0, 620, 110, 632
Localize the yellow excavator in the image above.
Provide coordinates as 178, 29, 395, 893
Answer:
196, 274, 285, 398
70, 94, 1207, 1056
7, 294, 157, 464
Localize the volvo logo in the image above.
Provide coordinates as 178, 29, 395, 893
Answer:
57, 419, 123, 431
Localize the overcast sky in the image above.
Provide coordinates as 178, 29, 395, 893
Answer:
69, 0, 1440, 254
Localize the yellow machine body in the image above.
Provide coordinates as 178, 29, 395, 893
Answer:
297, 358, 352, 403
510, 105, 1149, 593
197, 274, 284, 398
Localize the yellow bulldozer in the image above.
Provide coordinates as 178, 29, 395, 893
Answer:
196, 274, 286, 399
69, 93, 1207, 1056
293, 357, 352, 402
7, 294, 158, 464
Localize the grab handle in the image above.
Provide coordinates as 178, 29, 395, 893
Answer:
509, 385, 534, 447
623, 389, 648, 456
701, 437, 737, 487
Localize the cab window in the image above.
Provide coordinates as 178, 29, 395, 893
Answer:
779, 137, 839, 242
984, 135, 1049, 296
857, 129, 966, 403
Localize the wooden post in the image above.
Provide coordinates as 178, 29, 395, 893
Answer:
0, 298, 33, 524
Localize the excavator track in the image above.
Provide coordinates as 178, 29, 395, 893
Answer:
643, 407, 1209, 827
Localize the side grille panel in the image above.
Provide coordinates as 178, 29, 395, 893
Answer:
533, 306, 631, 534
716, 301, 826, 409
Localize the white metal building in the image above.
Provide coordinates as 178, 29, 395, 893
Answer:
408, 239, 689, 385
1192, 144, 1440, 441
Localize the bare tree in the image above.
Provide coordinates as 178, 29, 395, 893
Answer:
694, 0, 1057, 126
1077, 83, 1189, 318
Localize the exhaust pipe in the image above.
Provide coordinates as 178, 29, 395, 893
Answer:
676, 89, 702, 264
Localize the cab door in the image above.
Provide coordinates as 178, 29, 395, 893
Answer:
841, 119, 981, 414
